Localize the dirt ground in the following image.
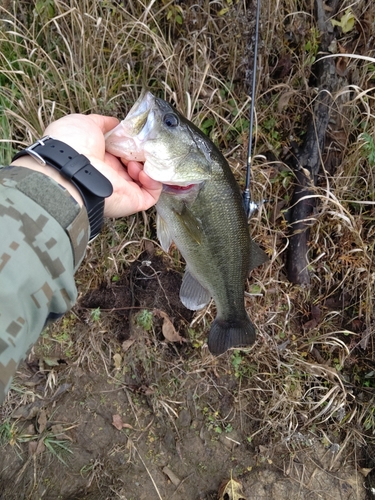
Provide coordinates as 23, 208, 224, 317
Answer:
0, 247, 369, 499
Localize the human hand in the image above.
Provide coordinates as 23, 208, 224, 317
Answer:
41, 114, 162, 218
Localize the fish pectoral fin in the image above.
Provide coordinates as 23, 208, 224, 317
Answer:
249, 239, 269, 271
156, 213, 173, 252
173, 204, 202, 245
180, 268, 211, 311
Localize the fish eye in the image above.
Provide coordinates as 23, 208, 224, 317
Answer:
163, 113, 179, 127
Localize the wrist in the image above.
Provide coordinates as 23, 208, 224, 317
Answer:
11, 136, 113, 241
11, 156, 84, 207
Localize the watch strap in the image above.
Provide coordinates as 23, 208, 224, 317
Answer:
12, 136, 113, 240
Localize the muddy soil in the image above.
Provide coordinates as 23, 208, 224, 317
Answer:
0, 250, 366, 500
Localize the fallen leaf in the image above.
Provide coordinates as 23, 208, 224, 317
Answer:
303, 318, 318, 331
51, 383, 72, 401
218, 478, 246, 500
43, 356, 61, 367
331, 9, 355, 34
112, 414, 124, 430
112, 414, 134, 431
162, 466, 181, 486
303, 305, 321, 331
23, 372, 46, 387
122, 338, 135, 352
277, 91, 294, 112
28, 441, 38, 456
113, 353, 122, 370
50, 424, 73, 441
36, 439, 46, 454
11, 400, 44, 420
154, 309, 186, 343
38, 409, 47, 434
336, 60, 347, 77
27, 424, 36, 435
28, 439, 45, 457
359, 467, 373, 477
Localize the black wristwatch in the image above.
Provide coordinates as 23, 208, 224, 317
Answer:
12, 136, 113, 241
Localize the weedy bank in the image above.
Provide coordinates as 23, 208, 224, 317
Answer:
0, 0, 375, 499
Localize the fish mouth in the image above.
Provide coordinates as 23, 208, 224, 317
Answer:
104, 91, 154, 158
124, 91, 154, 136
162, 182, 203, 194
165, 183, 196, 191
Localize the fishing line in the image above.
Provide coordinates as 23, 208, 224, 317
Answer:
242, 0, 261, 218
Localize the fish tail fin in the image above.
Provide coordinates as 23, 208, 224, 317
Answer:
207, 316, 256, 355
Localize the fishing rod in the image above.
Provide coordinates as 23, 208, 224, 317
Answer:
242, 0, 261, 218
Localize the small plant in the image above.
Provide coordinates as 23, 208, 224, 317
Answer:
231, 351, 244, 379
304, 27, 320, 66
91, 307, 101, 322
42, 433, 73, 466
359, 132, 375, 166
0, 420, 15, 446
188, 328, 204, 348
0, 419, 36, 452
135, 309, 153, 331
203, 407, 226, 434
262, 116, 282, 150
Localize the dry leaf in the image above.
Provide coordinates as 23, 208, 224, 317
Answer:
162, 466, 181, 486
303, 305, 321, 331
50, 424, 73, 441
277, 91, 294, 112
27, 424, 36, 435
113, 353, 122, 370
28, 441, 38, 456
122, 338, 135, 352
331, 9, 355, 34
28, 439, 45, 457
112, 414, 124, 430
154, 309, 186, 343
112, 414, 134, 431
11, 401, 44, 420
359, 467, 373, 477
38, 409, 47, 434
218, 478, 246, 500
43, 356, 63, 367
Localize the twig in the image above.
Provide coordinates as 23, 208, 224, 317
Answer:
133, 444, 164, 500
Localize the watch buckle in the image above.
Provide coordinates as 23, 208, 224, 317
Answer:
24, 135, 54, 165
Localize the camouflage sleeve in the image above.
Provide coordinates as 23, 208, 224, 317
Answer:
0, 166, 89, 404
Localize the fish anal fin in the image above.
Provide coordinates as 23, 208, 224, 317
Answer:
180, 268, 211, 311
249, 239, 269, 272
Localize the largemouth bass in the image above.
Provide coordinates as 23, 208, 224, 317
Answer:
105, 91, 267, 355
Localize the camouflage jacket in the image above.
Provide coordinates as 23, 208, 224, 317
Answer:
0, 166, 89, 404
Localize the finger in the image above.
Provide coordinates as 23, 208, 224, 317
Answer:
139, 170, 163, 192
126, 160, 144, 182
103, 152, 127, 172
88, 114, 120, 134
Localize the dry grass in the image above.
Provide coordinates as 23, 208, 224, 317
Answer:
1, 0, 375, 497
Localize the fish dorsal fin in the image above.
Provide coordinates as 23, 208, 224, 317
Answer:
249, 239, 269, 271
180, 267, 211, 311
173, 204, 202, 245
156, 213, 172, 252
